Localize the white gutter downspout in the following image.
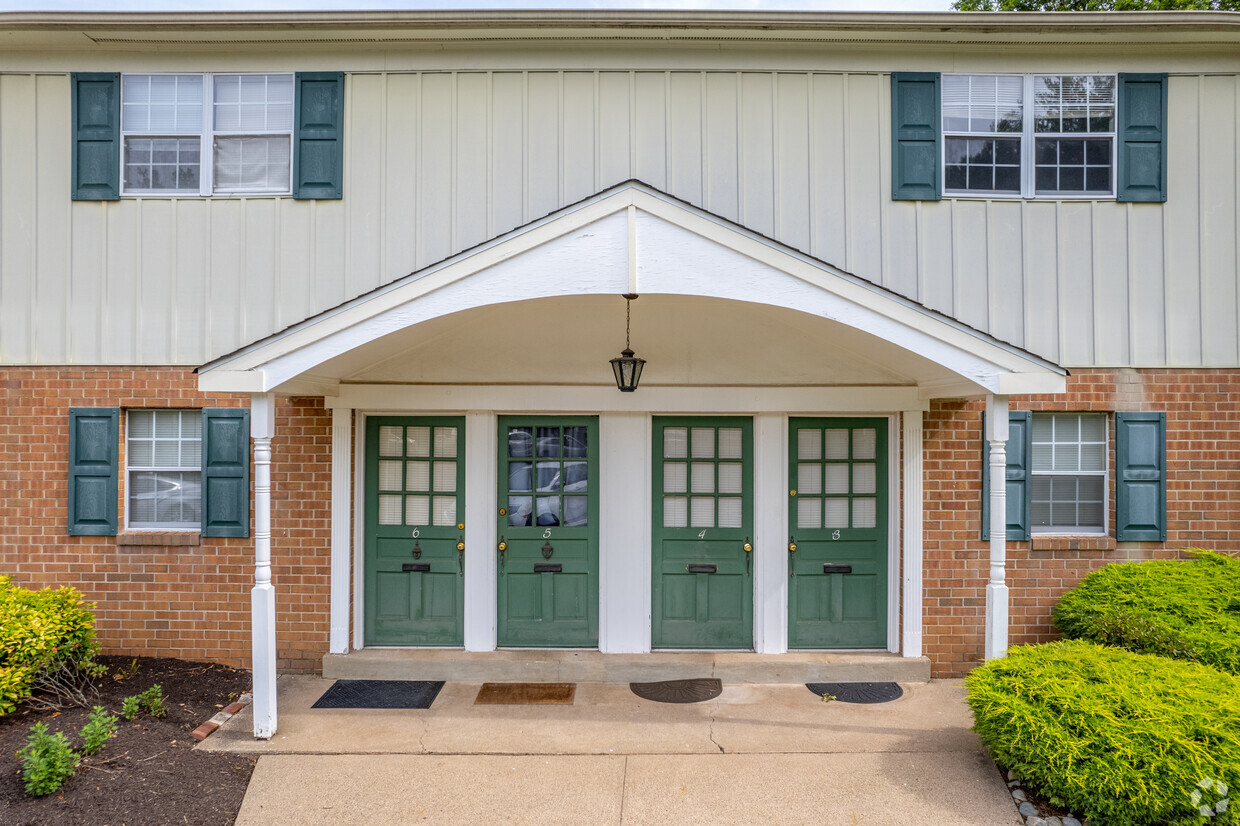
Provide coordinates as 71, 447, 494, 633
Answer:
984, 394, 1009, 661
251, 392, 278, 738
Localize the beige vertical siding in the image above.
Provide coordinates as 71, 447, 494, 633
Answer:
1, 69, 1238, 368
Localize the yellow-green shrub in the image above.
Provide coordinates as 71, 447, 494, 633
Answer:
0, 575, 103, 716
967, 640, 1240, 826
1053, 550, 1240, 674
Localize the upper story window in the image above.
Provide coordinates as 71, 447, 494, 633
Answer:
121, 73, 294, 197
943, 74, 1117, 199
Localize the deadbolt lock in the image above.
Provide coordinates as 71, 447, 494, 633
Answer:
498, 507, 507, 516
790, 489, 797, 497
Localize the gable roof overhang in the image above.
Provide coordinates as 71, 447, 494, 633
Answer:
198, 181, 1065, 404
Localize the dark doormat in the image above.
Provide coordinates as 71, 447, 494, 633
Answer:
474, 682, 576, 705
312, 679, 444, 709
806, 682, 904, 704
630, 678, 723, 704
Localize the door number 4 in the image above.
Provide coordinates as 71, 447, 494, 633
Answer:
698, 530, 707, 540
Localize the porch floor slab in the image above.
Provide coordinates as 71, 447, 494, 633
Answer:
211, 678, 1019, 825
321, 648, 930, 684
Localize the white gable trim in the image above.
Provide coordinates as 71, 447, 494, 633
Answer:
199, 182, 1065, 397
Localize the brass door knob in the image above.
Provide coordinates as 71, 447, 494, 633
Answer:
497, 540, 508, 552
456, 541, 466, 552
743, 537, 753, 553
788, 542, 797, 553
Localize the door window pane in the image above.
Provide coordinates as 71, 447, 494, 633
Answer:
824, 499, 849, 528
378, 426, 403, 457
563, 461, 588, 492
536, 427, 560, 457
797, 429, 821, 461
536, 497, 560, 526
718, 463, 743, 494
433, 462, 456, 492
797, 498, 821, 530
797, 464, 821, 495
378, 460, 402, 491
434, 426, 457, 458
507, 496, 532, 526
664, 496, 688, 528
853, 498, 877, 529
563, 426, 588, 458
691, 463, 715, 494
405, 495, 430, 526
691, 428, 715, 459
853, 464, 876, 495
508, 427, 533, 457
508, 462, 532, 491
717, 498, 743, 529
536, 462, 561, 491
406, 461, 430, 492
825, 430, 849, 460
563, 497, 588, 527
406, 426, 431, 458
432, 496, 456, 526
664, 427, 688, 458
664, 462, 687, 493
718, 428, 743, 459
825, 464, 849, 495
379, 495, 403, 525
690, 497, 715, 528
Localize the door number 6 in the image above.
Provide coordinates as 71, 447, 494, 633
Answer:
411, 528, 420, 538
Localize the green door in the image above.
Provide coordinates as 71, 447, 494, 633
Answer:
497, 417, 599, 647
364, 417, 465, 646
788, 418, 888, 648
652, 417, 753, 649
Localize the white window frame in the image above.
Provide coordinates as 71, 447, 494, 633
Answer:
942, 73, 1118, 201
1029, 412, 1109, 536
124, 409, 202, 531
119, 72, 294, 198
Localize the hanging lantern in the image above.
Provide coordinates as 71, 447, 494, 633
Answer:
610, 293, 645, 392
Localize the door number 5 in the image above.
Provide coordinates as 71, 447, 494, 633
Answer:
542, 528, 552, 539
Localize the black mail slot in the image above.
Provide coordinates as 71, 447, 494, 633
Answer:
687, 564, 718, 574
403, 563, 431, 573
534, 563, 562, 573
823, 564, 853, 575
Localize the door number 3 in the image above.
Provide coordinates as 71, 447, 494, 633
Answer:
832, 530, 841, 540
543, 529, 552, 539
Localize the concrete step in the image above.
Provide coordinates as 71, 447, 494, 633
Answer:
322, 649, 930, 684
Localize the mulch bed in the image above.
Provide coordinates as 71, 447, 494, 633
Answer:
0, 656, 256, 826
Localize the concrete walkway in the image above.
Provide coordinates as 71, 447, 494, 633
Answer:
200, 677, 1020, 825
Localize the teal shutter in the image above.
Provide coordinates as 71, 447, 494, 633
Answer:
891, 72, 941, 201
1116, 412, 1166, 541
293, 72, 344, 199
981, 411, 1032, 541
71, 73, 121, 201
1117, 73, 1168, 203
201, 409, 250, 538
68, 408, 119, 535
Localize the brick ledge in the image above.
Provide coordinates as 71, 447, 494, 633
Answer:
1030, 535, 1117, 552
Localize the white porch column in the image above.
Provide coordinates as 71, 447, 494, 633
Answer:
463, 412, 498, 651
329, 408, 352, 654
984, 395, 1010, 661
901, 411, 924, 659
753, 413, 787, 654
599, 412, 651, 653
250, 392, 277, 739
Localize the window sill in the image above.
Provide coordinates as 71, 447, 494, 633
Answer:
117, 531, 201, 547
1030, 535, 1116, 552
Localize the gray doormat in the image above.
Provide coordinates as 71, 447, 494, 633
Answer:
630, 678, 723, 704
806, 682, 903, 704
312, 679, 444, 709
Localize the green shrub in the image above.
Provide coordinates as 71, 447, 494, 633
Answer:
967, 640, 1240, 826
0, 575, 104, 716
1053, 550, 1240, 674
122, 685, 166, 720
80, 705, 118, 755
18, 722, 80, 797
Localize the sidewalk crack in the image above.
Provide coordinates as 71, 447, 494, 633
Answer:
708, 709, 724, 754
618, 755, 629, 824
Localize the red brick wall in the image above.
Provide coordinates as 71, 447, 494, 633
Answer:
922, 368, 1240, 677
0, 367, 333, 673
4, 365, 1237, 678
